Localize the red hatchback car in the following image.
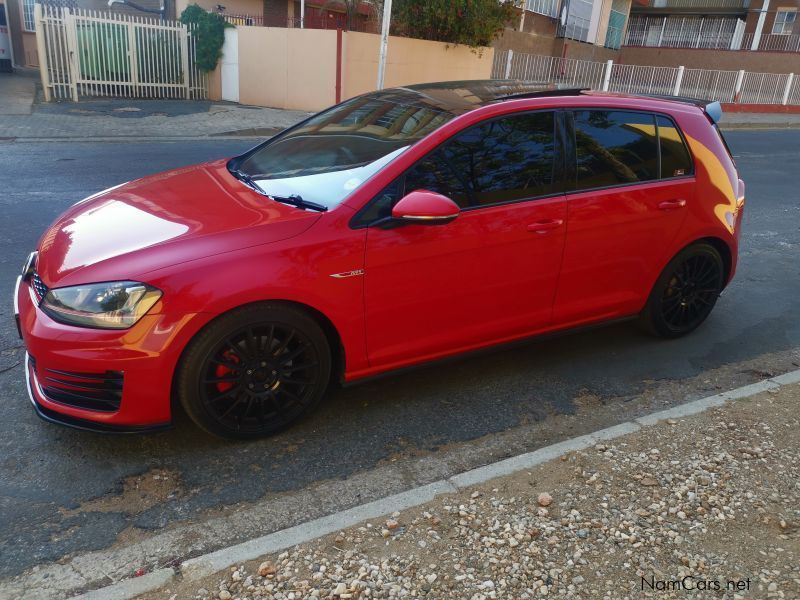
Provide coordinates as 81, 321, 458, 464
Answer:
15, 82, 745, 439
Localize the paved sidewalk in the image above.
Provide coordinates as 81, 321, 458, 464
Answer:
719, 112, 800, 130
0, 70, 37, 116
0, 95, 309, 140
142, 383, 800, 600
3, 74, 302, 138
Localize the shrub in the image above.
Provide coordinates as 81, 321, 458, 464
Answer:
180, 4, 231, 72
391, 0, 517, 49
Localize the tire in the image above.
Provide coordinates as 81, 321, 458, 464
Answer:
176, 303, 332, 440
639, 242, 724, 339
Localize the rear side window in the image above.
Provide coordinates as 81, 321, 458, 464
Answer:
573, 110, 659, 190
657, 115, 693, 178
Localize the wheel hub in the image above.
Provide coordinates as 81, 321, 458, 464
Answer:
245, 361, 280, 392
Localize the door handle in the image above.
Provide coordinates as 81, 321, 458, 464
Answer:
526, 219, 564, 234
658, 199, 687, 211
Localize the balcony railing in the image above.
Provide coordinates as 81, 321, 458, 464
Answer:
525, 0, 561, 18
624, 15, 800, 51
624, 15, 743, 48
740, 33, 800, 52
631, 0, 750, 10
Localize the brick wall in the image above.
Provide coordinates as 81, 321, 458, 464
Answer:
744, 0, 800, 35
618, 45, 800, 73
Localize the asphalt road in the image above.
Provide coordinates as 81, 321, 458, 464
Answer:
1, 131, 798, 580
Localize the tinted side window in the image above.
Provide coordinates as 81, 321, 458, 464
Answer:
657, 115, 693, 178
573, 110, 659, 190
354, 179, 404, 225
438, 112, 557, 206
404, 151, 472, 208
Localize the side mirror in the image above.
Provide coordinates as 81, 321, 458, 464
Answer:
391, 190, 460, 225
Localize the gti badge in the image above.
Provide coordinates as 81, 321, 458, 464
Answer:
330, 269, 365, 279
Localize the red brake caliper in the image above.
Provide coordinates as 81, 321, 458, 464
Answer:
215, 351, 240, 392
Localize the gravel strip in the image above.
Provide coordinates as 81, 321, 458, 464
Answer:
144, 384, 800, 600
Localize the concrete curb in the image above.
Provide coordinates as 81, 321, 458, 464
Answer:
72, 569, 174, 600
42, 368, 800, 598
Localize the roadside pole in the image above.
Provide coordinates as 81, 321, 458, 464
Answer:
376, 0, 392, 90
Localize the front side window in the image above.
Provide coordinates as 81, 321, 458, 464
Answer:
773, 9, 797, 34
353, 111, 557, 225
573, 110, 659, 190
404, 152, 472, 207
438, 111, 557, 207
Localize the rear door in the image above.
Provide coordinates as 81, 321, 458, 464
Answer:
553, 110, 695, 326
361, 110, 568, 368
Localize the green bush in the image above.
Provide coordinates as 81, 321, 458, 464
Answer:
392, 0, 517, 49
180, 4, 231, 72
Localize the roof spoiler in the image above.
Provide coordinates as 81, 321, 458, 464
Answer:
704, 101, 722, 124
636, 93, 723, 123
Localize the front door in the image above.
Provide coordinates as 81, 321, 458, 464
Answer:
362, 110, 568, 369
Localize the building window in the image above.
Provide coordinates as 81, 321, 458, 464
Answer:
605, 0, 628, 49
772, 9, 797, 35
526, 0, 561, 19
23, 0, 36, 31
561, 0, 593, 43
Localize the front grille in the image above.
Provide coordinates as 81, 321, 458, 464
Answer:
31, 272, 49, 302
30, 357, 124, 413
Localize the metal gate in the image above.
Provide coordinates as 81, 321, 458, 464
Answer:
35, 4, 207, 101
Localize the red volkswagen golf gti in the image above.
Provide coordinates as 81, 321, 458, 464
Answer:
14, 82, 745, 439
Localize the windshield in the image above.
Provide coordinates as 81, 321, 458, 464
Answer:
234, 92, 456, 209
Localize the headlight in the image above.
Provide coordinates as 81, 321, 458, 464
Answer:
41, 281, 162, 329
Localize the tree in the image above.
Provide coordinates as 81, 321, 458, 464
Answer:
391, 0, 517, 49
319, 0, 383, 32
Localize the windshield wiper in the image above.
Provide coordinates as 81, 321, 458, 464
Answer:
267, 194, 328, 212
231, 168, 264, 194
230, 168, 327, 212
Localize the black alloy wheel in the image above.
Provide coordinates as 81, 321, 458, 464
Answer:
640, 242, 724, 338
177, 304, 331, 439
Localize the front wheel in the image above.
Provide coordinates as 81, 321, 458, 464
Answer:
639, 242, 725, 338
176, 303, 332, 440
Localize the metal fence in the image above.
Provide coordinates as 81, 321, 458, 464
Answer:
35, 4, 207, 101
492, 52, 606, 89
492, 50, 799, 106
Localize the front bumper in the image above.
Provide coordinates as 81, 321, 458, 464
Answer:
15, 273, 204, 433
24, 355, 171, 434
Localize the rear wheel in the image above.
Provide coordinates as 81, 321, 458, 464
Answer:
639, 243, 724, 338
176, 303, 331, 439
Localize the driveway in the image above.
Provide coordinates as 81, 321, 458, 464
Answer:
0, 130, 798, 586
